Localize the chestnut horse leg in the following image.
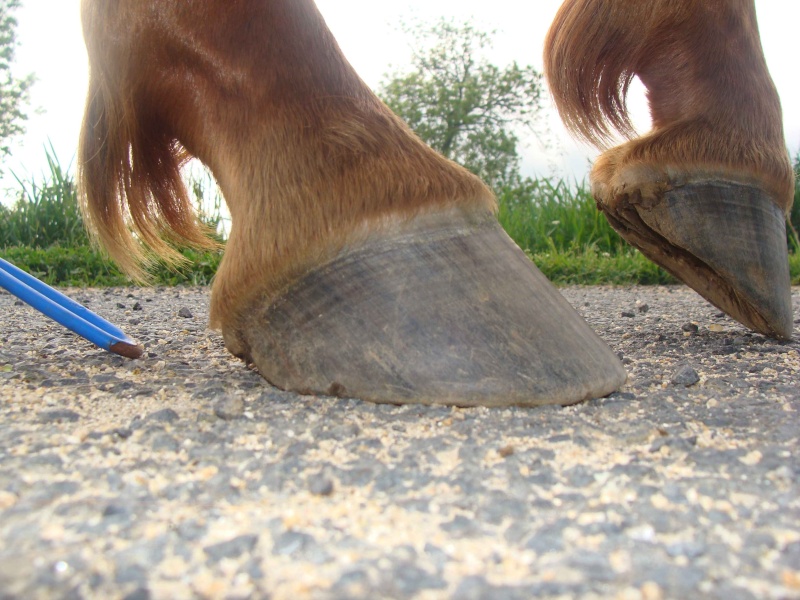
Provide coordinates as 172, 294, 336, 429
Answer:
546, 0, 794, 339
79, 0, 625, 406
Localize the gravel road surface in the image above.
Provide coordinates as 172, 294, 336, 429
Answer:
1, 284, 799, 600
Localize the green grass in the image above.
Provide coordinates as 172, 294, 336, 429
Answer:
790, 151, 800, 253
498, 168, 800, 286
791, 252, 800, 285
497, 177, 627, 255
0, 245, 222, 287
0, 147, 88, 248
1, 151, 224, 286
1, 148, 799, 287
529, 248, 676, 286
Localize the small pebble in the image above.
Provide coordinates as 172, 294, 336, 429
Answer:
638, 303, 650, 313
145, 408, 180, 424
132, 302, 143, 311
621, 311, 635, 318
497, 445, 515, 458
671, 365, 700, 387
38, 409, 81, 423
214, 395, 245, 420
112, 427, 133, 439
178, 307, 193, 318
273, 531, 315, 557
102, 504, 128, 518
308, 474, 335, 496
681, 322, 699, 333
204, 534, 259, 562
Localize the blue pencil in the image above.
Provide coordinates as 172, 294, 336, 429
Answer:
0, 258, 143, 359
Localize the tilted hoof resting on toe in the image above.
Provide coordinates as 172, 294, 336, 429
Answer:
594, 171, 793, 340
545, 0, 795, 340
224, 209, 627, 407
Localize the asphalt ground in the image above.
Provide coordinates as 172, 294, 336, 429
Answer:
0, 285, 798, 599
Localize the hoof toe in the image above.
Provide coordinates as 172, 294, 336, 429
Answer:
600, 180, 793, 339
229, 211, 626, 406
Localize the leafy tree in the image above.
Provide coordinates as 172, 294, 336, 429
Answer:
378, 19, 544, 190
0, 0, 32, 162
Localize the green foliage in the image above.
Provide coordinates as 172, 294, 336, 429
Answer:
790, 151, 800, 252
497, 177, 627, 255
0, 245, 222, 287
0, 148, 88, 248
498, 176, 674, 284
530, 248, 676, 286
0, 148, 226, 286
1, 148, 797, 288
1, 244, 129, 286
0, 0, 33, 163
378, 19, 544, 190
153, 247, 223, 286
5, 241, 794, 288
185, 161, 229, 242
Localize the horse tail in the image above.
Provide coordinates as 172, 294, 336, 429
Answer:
544, 0, 644, 148
78, 1, 218, 281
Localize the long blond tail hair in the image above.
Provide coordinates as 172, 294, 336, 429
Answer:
78, 1, 217, 281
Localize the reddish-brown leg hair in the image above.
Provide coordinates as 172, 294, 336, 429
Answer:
546, 0, 792, 206
80, 0, 494, 334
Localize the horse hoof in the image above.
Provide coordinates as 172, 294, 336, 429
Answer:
598, 180, 793, 340
227, 209, 626, 406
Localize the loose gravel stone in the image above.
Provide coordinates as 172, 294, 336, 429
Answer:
0, 285, 798, 599
214, 394, 245, 420
37, 409, 81, 423
149, 433, 179, 452
177, 307, 193, 318
671, 364, 701, 387
273, 531, 316, 557
144, 408, 180, 424
204, 534, 259, 562
308, 473, 335, 496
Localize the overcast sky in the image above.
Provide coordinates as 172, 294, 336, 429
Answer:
3, 0, 799, 197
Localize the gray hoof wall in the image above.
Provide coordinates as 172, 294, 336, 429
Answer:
236, 212, 626, 406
